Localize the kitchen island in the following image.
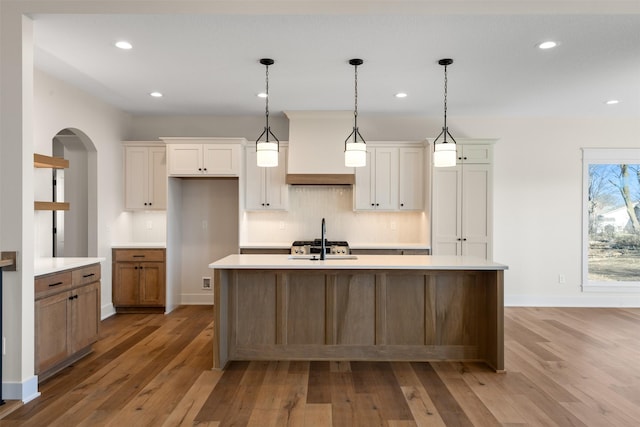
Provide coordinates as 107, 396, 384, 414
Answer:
209, 254, 508, 371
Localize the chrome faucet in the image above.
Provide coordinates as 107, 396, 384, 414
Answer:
321, 218, 326, 260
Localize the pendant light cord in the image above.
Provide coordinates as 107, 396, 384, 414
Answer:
353, 63, 359, 137
265, 63, 270, 141
443, 63, 448, 131
344, 58, 365, 148
256, 58, 279, 149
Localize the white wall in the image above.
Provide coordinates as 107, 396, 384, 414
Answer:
452, 116, 640, 307
178, 179, 239, 304
34, 69, 132, 316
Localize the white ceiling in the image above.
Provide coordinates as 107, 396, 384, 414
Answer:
31, 11, 640, 118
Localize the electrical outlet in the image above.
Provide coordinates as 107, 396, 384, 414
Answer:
558, 274, 566, 284
202, 277, 212, 290
146, 221, 153, 230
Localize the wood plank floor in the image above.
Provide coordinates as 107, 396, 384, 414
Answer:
2, 305, 639, 426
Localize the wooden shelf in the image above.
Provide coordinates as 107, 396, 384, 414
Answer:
35, 201, 70, 211
34, 153, 69, 169
0, 259, 14, 269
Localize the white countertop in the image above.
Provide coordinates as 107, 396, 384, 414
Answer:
209, 254, 507, 271
35, 257, 105, 276
239, 243, 430, 250
111, 242, 166, 248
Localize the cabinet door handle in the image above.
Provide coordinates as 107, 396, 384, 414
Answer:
203, 168, 207, 172
133, 255, 145, 258
134, 266, 138, 270
376, 203, 379, 206
68, 295, 74, 300
371, 203, 375, 206
198, 168, 202, 171
144, 203, 148, 206
463, 238, 467, 241
400, 203, 404, 207
149, 202, 152, 206
457, 238, 462, 241
266, 203, 270, 206
83, 273, 95, 278
49, 281, 63, 287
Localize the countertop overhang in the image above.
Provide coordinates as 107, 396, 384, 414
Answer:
35, 257, 105, 276
209, 254, 507, 271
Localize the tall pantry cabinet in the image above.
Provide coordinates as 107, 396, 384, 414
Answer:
431, 140, 495, 259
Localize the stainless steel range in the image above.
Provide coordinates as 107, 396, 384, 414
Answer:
290, 239, 350, 256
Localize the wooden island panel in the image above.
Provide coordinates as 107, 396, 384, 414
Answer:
215, 267, 504, 371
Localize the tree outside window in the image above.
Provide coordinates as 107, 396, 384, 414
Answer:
583, 149, 640, 291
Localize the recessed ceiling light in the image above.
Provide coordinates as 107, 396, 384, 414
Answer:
257, 92, 268, 98
115, 41, 133, 50
605, 99, 620, 105
395, 93, 408, 98
150, 92, 163, 98
537, 41, 558, 50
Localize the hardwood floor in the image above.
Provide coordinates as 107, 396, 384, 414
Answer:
1, 305, 639, 426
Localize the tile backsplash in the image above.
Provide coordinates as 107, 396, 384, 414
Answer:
241, 186, 428, 245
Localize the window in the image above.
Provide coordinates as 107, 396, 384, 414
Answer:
582, 148, 640, 291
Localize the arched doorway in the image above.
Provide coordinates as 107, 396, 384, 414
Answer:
52, 128, 98, 257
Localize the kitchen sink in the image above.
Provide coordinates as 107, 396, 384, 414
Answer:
287, 254, 358, 260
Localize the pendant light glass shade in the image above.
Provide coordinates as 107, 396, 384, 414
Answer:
345, 58, 367, 167
256, 58, 280, 167
256, 142, 278, 167
345, 141, 367, 167
433, 58, 458, 168
433, 142, 457, 167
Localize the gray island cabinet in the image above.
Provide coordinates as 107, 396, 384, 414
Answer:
209, 254, 508, 372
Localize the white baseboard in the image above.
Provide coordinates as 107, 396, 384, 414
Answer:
101, 302, 115, 320
3, 375, 40, 403
181, 292, 214, 305
505, 294, 640, 307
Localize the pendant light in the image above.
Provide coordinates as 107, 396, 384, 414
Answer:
432, 58, 458, 168
344, 58, 367, 168
255, 58, 279, 167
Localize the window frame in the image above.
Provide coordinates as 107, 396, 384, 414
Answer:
582, 148, 640, 292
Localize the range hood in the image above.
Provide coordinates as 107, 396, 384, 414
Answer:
285, 111, 356, 185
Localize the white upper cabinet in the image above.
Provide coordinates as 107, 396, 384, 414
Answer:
354, 142, 425, 211
456, 143, 492, 164
431, 139, 495, 259
163, 138, 243, 177
245, 143, 288, 211
123, 143, 167, 210
399, 146, 425, 210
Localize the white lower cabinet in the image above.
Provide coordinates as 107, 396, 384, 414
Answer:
245, 144, 288, 210
431, 141, 494, 259
354, 143, 425, 211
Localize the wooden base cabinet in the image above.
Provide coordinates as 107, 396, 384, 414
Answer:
112, 248, 166, 312
214, 267, 504, 372
35, 263, 101, 381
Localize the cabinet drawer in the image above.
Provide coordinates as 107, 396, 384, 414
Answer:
72, 263, 101, 286
113, 248, 165, 262
35, 271, 73, 299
